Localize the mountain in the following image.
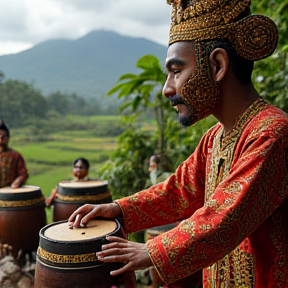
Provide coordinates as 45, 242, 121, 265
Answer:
0, 30, 167, 102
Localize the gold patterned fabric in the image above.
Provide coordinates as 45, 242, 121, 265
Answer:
167, 0, 278, 61
116, 99, 288, 287
0, 196, 45, 208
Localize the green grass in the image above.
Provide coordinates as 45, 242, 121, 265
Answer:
11, 141, 114, 164
65, 115, 121, 123
10, 136, 117, 192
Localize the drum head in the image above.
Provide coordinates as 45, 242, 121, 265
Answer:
0, 185, 40, 193
44, 219, 117, 242
58, 180, 108, 189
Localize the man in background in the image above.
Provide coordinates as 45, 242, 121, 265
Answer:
0, 119, 28, 188
146, 154, 174, 187
45, 157, 90, 206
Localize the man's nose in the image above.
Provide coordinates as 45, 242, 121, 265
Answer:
162, 76, 176, 99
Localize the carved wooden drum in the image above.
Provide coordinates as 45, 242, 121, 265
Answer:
0, 185, 47, 258
53, 180, 112, 222
34, 219, 126, 288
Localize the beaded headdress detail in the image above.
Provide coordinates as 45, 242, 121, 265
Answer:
167, 0, 278, 61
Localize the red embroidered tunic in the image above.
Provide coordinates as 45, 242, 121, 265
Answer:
116, 99, 288, 287
0, 148, 29, 187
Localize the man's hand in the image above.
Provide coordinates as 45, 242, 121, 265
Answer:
68, 203, 123, 228
45, 187, 58, 206
96, 236, 153, 276
11, 177, 23, 188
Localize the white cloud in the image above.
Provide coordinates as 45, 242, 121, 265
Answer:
0, 0, 171, 56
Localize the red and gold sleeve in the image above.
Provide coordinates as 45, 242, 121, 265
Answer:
115, 130, 212, 234
146, 128, 288, 284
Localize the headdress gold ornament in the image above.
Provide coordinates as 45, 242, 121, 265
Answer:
167, 0, 278, 61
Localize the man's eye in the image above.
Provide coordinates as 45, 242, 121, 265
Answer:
173, 70, 181, 75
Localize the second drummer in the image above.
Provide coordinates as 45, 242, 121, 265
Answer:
45, 157, 90, 206
0, 119, 29, 188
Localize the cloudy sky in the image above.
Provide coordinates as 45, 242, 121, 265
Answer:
0, 0, 172, 56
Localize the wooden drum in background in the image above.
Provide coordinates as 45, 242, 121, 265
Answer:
145, 223, 179, 242
34, 219, 126, 288
53, 180, 112, 222
0, 185, 47, 258
146, 223, 203, 288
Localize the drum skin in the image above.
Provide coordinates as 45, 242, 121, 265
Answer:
34, 219, 135, 288
53, 180, 112, 222
0, 186, 47, 258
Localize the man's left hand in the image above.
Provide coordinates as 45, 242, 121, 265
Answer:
97, 236, 153, 276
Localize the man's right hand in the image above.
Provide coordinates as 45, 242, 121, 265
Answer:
68, 203, 123, 228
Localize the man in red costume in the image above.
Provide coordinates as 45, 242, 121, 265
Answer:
69, 0, 288, 287
0, 119, 28, 188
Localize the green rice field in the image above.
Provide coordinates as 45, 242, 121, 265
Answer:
9, 116, 121, 222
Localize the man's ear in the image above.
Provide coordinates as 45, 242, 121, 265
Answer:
209, 48, 229, 82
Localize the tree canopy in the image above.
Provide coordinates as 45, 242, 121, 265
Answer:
252, 0, 288, 112
0, 76, 119, 129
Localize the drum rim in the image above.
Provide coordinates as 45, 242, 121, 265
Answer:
0, 185, 45, 208
36, 257, 107, 270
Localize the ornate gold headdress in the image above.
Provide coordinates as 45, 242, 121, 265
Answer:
167, 0, 278, 61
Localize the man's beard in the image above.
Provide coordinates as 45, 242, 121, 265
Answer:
168, 43, 220, 128
169, 94, 195, 127
180, 42, 220, 126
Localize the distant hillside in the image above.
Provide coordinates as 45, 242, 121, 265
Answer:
0, 30, 167, 103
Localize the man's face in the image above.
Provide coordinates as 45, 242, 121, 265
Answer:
73, 160, 88, 180
0, 130, 9, 149
163, 42, 197, 126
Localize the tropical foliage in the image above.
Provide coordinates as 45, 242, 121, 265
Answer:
252, 0, 288, 112
98, 128, 154, 198
107, 55, 172, 154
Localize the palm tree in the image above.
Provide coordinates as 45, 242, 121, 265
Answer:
107, 55, 171, 153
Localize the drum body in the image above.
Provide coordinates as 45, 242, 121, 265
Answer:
34, 219, 127, 288
0, 186, 47, 257
53, 180, 112, 222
